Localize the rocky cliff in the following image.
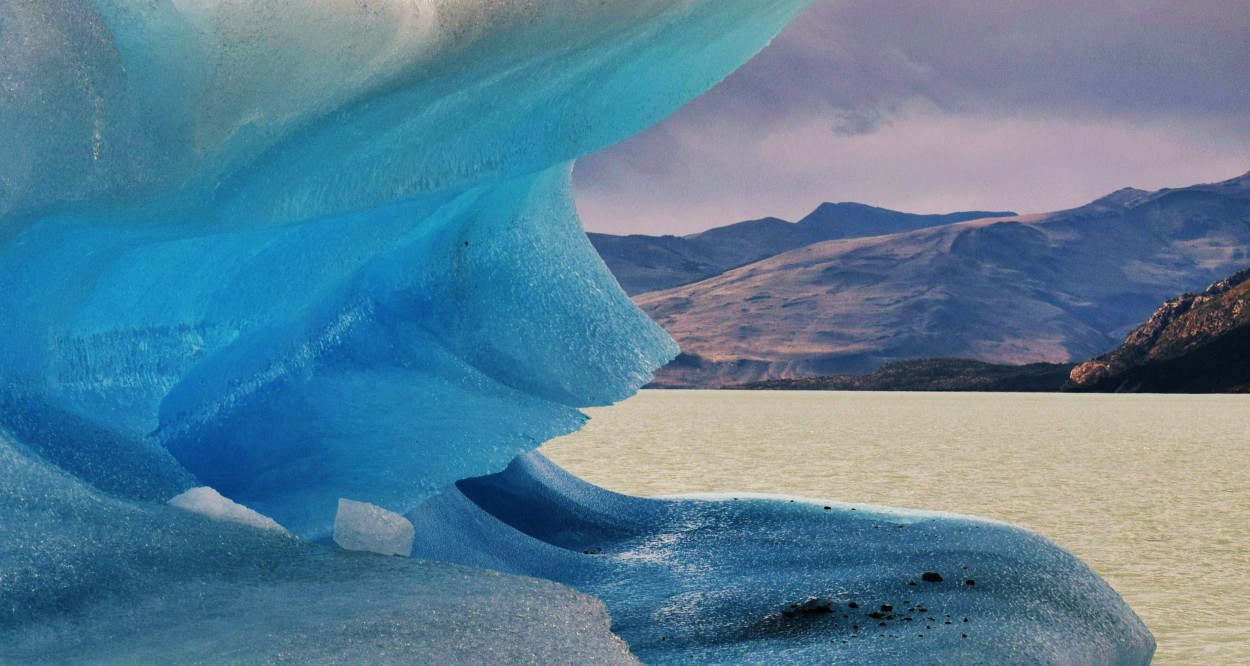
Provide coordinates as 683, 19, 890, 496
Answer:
1067, 267, 1250, 393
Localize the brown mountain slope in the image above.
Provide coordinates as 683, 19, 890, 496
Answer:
634, 172, 1250, 387
1066, 267, 1250, 393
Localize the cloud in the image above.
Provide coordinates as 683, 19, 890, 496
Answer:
576, 113, 1250, 235
680, 0, 1250, 124
576, 0, 1250, 235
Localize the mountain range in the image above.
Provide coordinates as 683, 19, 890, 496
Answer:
589, 171, 1250, 387
588, 204, 1014, 296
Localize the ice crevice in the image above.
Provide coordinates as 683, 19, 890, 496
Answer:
0, 0, 1153, 663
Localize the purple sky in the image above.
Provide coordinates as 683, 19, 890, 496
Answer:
575, 0, 1250, 236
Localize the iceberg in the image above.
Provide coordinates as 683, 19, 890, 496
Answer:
0, 0, 1153, 663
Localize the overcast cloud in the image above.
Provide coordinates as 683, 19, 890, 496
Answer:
575, 0, 1250, 235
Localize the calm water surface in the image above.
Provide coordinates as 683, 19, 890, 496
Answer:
541, 390, 1250, 665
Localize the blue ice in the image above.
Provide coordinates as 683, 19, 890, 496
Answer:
0, 0, 1152, 663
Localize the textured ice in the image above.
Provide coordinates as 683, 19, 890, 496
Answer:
334, 498, 416, 557
0, 434, 638, 665
0, 0, 1154, 663
0, 0, 812, 538
169, 486, 289, 533
411, 453, 1156, 665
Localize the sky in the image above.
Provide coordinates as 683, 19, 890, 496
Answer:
574, 0, 1250, 236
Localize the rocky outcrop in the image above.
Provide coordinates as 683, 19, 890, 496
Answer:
1067, 267, 1250, 393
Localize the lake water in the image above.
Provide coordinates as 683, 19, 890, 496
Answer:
541, 390, 1250, 665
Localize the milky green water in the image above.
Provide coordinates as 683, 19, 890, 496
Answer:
541, 390, 1250, 665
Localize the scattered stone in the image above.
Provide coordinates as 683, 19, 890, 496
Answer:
781, 599, 834, 618
881, 604, 893, 612
966, 579, 976, 586
921, 572, 944, 583
824, 506, 832, 510
848, 602, 859, 609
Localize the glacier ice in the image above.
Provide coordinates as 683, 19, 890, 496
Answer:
0, 0, 815, 537
0, 0, 1154, 663
334, 498, 416, 557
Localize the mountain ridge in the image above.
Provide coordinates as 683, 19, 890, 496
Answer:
622, 171, 1250, 387
589, 203, 1015, 295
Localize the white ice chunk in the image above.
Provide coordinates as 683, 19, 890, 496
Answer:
169, 487, 289, 534
334, 498, 414, 557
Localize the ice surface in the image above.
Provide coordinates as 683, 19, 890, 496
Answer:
0, 433, 639, 665
0, 0, 1155, 663
334, 498, 415, 557
410, 453, 1156, 665
169, 486, 289, 533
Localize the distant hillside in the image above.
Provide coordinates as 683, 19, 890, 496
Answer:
632, 171, 1250, 387
1066, 267, 1250, 393
589, 203, 1015, 295
727, 358, 1075, 392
